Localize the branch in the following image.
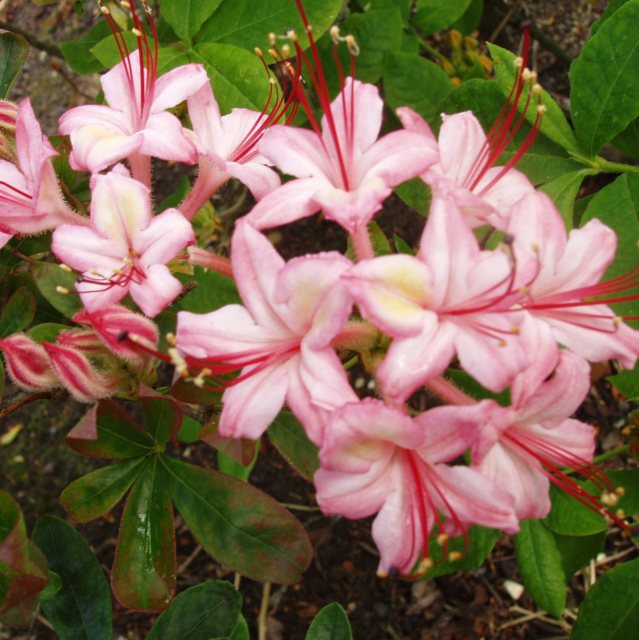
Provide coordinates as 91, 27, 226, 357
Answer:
0, 21, 63, 59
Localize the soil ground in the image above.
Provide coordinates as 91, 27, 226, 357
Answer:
1, 1, 637, 639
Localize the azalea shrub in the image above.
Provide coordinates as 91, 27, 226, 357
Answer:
1, 0, 639, 637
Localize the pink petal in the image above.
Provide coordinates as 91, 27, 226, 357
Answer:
151, 64, 208, 113
188, 83, 223, 153
437, 111, 488, 184
68, 125, 143, 174
140, 112, 197, 163
129, 264, 183, 317
134, 208, 195, 266
100, 54, 141, 117
52, 225, 126, 273
76, 274, 128, 312
396, 106, 437, 140
226, 161, 280, 200
16, 98, 57, 186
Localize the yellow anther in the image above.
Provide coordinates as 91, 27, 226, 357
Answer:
513, 56, 524, 69
498, 340, 508, 347
59, 263, 72, 273
537, 104, 548, 115
616, 508, 625, 519
510, 326, 520, 335
601, 491, 618, 507
100, 5, 110, 15
168, 347, 189, 377
330, 25, 340, 44
254, 47, 263, 57
448, 551, 462, 562
616, 486, 625, 496
533, 83, 542, 96
417, 557, 433, 573
377, 570, 389, 578
346, 35, 360, 55
119, 0, 131, 8
56, 286, 70, 295
165, 332, 176, 347
519, 285, 530, 296
132, 27, 143, 37
282, 44, 291, 57
268, 33, 277, 45
436, 533, 449, 545
191, 368, 211, 388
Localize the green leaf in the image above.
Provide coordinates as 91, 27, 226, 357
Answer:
160, 0, 222, 45
218, 440, 259, 482
572, 557, 639, 639
177, 415, 202, 443
384, 52, 452, 127
229, 614, 250, 640
142, 395, 183, 444
90, 31, 138, 69
267, 412, 319, 482
66, 401, 155, 460
0, 288, 35, 338
611, 116, 639, 160
112, 457, 175, 612
191, 43, 272, 114
146, 580, 242, 640
60, 458, 148, 523
317, 8, 404, 86
451, 0, 484, 34
394, 178, 431, 216
305, 603, 352, 640
489, 43, 580, 154
28, 323, 68, 344
161, 455, 312, 583
553, 531, 605, 580
424, 526, 500, 579
0, 33, 29, 99
32, 262, 82, 319
412, 0, 472, 37
514, 520, 566, 617
539, 170, 588, 228
591, 0, 631, 36
583, 469, 639, 519
0, 492, 49, 627
570, 0, 639, 155
543, 485, 607, 537
38, 570, 62, 602
178, 266, 241, 314
195, 0, 342, 53
32, 516, 111, 640
61, 21, 112, 74
581, 172, 639, 321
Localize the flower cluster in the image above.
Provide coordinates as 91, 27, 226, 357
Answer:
1, 0, 636, 578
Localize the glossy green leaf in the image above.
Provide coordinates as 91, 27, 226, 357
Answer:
38, 570, 62, 602
217, 440, 259, 482
305, 603, 352, 640
316, 7, 403, 87
160, 0, 222, 45
200, 419, 257, 466
539, 170, 588, 228
412, 0, 471, 37
514, 520, 566, 617
543, 485, 607, 537
177, 415, 202, 443
61, 21, 112, 73
451, 0, 483, 34
591, 0, 630, 36
229, 614, 250, 640
32, 262, 82, 319
553, 531, 605, 580
195, 0, 342, 53
0, 288, 35, 338
28, 323, 68, 344
146, 580, 242, 640
65, 401, 155, 460
424, 526, 500, 579
583, 469, 639, 519
489, 43, 580, 154
581, 173, 639, 321
268, 412, 319, 482
394, 177, 430, 215
611, 117, 639, 160
32, 516, 111, 640
90, 31, 138, 69
572, 557, 639, 639
0, 492, 49, 627
141, 395, 183, 444
191, 43, 272, 114
570, 0, 639, 155
0, 33, 29, 98
161, 455, 312, 583
383, 52, 452, 127
60, 458, 148, 523
178, 266, 241, 314
112, 458, 175, 612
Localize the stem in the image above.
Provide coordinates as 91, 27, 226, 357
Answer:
563, 445, 629, 476
0, 392, 52, 420
187, 247, 233, 278
0, 20, 62, 58
257, 581, 271, 640
233, 573, 241, 589
425, 376, 475, 406
180, 159, 229, 221
351, 225, 374, 261
593, 157, 639, 175
332, 320, 378, 351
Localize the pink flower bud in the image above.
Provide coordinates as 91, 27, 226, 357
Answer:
56, 330, 104, 353
42, 342, 115, 403
73, 305, 159, 363
0, 100, 19, 132
0, 334, 59, 391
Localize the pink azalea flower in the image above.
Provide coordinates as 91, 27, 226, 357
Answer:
58, 4, 208, 177
0, 99, 85, 236
175, 221, 356, 443
345, 193, 531, 402
315, 399, 518, 576
509, 191, 639, 368
246, 77, 437, 237
397, 108, 535, 230
0, 333, 59, 391
179, 81, 287, 219
468, 339, 601, 520
51, 168, 195, 317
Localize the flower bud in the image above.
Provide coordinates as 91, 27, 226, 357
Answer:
73, 305, 159, 364
0, 333, 59, 391
42, 342, 116, 402
56, 330, 104, 353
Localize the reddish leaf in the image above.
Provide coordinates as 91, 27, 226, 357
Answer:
200, 418, 256, 466
0, 492, 48, 627
112, 458, 176, 612
141, 396, 183, 444
66, 400, 154, 459
161, 456, 312, 584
